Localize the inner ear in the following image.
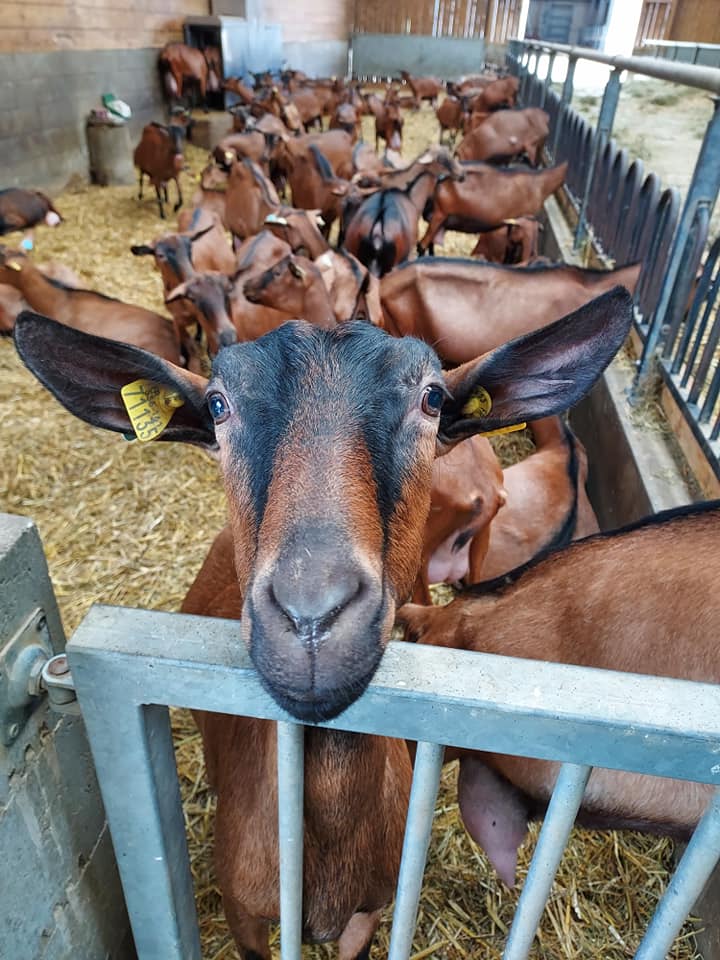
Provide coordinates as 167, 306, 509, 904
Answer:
14, 312, 215, 447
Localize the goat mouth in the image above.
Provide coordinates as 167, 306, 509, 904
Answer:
256, 657, 382, 722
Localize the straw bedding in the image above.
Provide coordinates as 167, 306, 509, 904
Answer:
0, 103, 699, 959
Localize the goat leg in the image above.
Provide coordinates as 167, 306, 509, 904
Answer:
173, 177, 183, 213
222, 900, 270, 960
155, 185, 165, 219
337, 908, 383, 960
137, 171, 144, 201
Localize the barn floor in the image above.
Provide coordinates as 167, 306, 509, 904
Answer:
0, 102, 702, 959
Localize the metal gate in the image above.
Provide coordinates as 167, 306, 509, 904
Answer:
52, 604, 720, 960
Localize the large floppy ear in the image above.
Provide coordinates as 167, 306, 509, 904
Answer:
439, 286, 633, 446
14, 312, 215, 448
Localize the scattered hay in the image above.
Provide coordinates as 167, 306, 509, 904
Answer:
0, 102, 699, 960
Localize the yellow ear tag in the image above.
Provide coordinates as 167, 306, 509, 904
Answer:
121, 379, 184, 442
462, 386, 492, 418
478, 421, 527, 439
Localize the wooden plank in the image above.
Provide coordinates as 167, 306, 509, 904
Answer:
660, 386, 720, 499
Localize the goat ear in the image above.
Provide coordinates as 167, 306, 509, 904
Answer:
14, 312, 215, 448
189, 224, 215, 243
130, 244, 155, 256
438, 287, 633, 445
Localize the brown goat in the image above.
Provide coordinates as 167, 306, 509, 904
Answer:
181, 162, 229, 229
469, 416, 599, 582
0, 259, 79, 335
165, 230, 305, 348
0, 188, 63, 235
398, 498, 720, 887
158, 42, 220, 109
286, 145, 348, 239
343, 170, 442, 276
244, 253, 337, 328
470, 216, 541, 264
418, 161, 566, 254
15, 286, 634, 960
456, 108, 550, 164
130, 209, 235, 359
414, 435, 506, 604
1, 248, 180, 362
400, 71, 441, 106
379, 257, 641, 365
225, 158, 282, 242
213, 131, 267, 171
133, 122, 185, 219
263, 209, 330, 259
436, 96, 469, 143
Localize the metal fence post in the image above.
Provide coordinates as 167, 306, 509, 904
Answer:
634, 96, 720, 393
277, 721, 305, 960
551, 53, 577, 157
386, 741, 444, 960
65, 650, 202, 960
538, 50, 556, 110
574, 66, 623, 250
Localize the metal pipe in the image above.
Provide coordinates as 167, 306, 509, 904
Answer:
277, 721, 305, 960
513, 39, 720, 93
550, 54, 576, 159
538, 50, 555, 111
634, 97, 720, 393
574, 67, 622, 249
635, 788, 720, 959
386, 741, 444, 960
503, 763, 591, 960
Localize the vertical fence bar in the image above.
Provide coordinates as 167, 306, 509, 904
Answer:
502, 763, 591, 960
635, 788, 720, 960
550, 54, 577, 157
538, 50, 555, 110
574, 67, 623, 250
277, 720, 305, 960
635, 97, 720, 392
67, 651, 202, 960
386, 741, 445, 960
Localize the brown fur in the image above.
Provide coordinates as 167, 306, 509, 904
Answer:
418, 162, 566, 254
456, 107, 550, 164
470, 216, 541, 265
379, 258, 641, 364
133, 122, 185, 219
0, 248, 180, 362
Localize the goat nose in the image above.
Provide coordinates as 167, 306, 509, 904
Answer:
218, 329, 237, 348
270, 568, 362, 645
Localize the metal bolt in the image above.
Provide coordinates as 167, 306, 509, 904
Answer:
7, 723, 20, 740
47, 654, 69, 677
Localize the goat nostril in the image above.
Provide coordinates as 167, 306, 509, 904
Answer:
269, 573, 363, 642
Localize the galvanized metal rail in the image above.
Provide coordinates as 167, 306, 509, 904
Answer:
64, 604, 720, 960
508, 37, 720, 480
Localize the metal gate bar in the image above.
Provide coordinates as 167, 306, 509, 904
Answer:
636, 787, 720, 959
387, 741, 445, 960
277, 721, 304, 960
504, 763, 591, 960
67, 605, 720, 959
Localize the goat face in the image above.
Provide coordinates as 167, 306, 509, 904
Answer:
14, 289, 633, 720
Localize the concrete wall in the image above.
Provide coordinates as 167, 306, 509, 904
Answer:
0, 514, 133, 960
350, 33, 486, 79
0, 0, 208, 190
0, 47, 167, 190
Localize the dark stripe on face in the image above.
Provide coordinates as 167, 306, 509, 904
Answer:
212, 322, 441, 539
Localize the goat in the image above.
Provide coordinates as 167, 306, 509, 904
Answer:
400, 71, 441, 106
469, 416, 598, 582
130, 209, 235, 359
133, 122, 185, 219
2, 248, 180, 362
470, 216, 542, 265
379, 257, 641, 365
418, 162, 566, 255
244, 254, 337, 328
0, 188, 63, 235
456, 108, 550, 165
398, 498, 720, 887
158, 42, 220, 110
15, 285, 633, 960
343, 170, 441, 277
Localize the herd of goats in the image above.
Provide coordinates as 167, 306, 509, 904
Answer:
2, 47, 720, 960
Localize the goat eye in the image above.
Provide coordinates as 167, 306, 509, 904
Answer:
421, 386, 444, 417
208, 392, 230, 423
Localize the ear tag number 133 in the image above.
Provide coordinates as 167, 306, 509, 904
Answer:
121, 379, 184, 442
